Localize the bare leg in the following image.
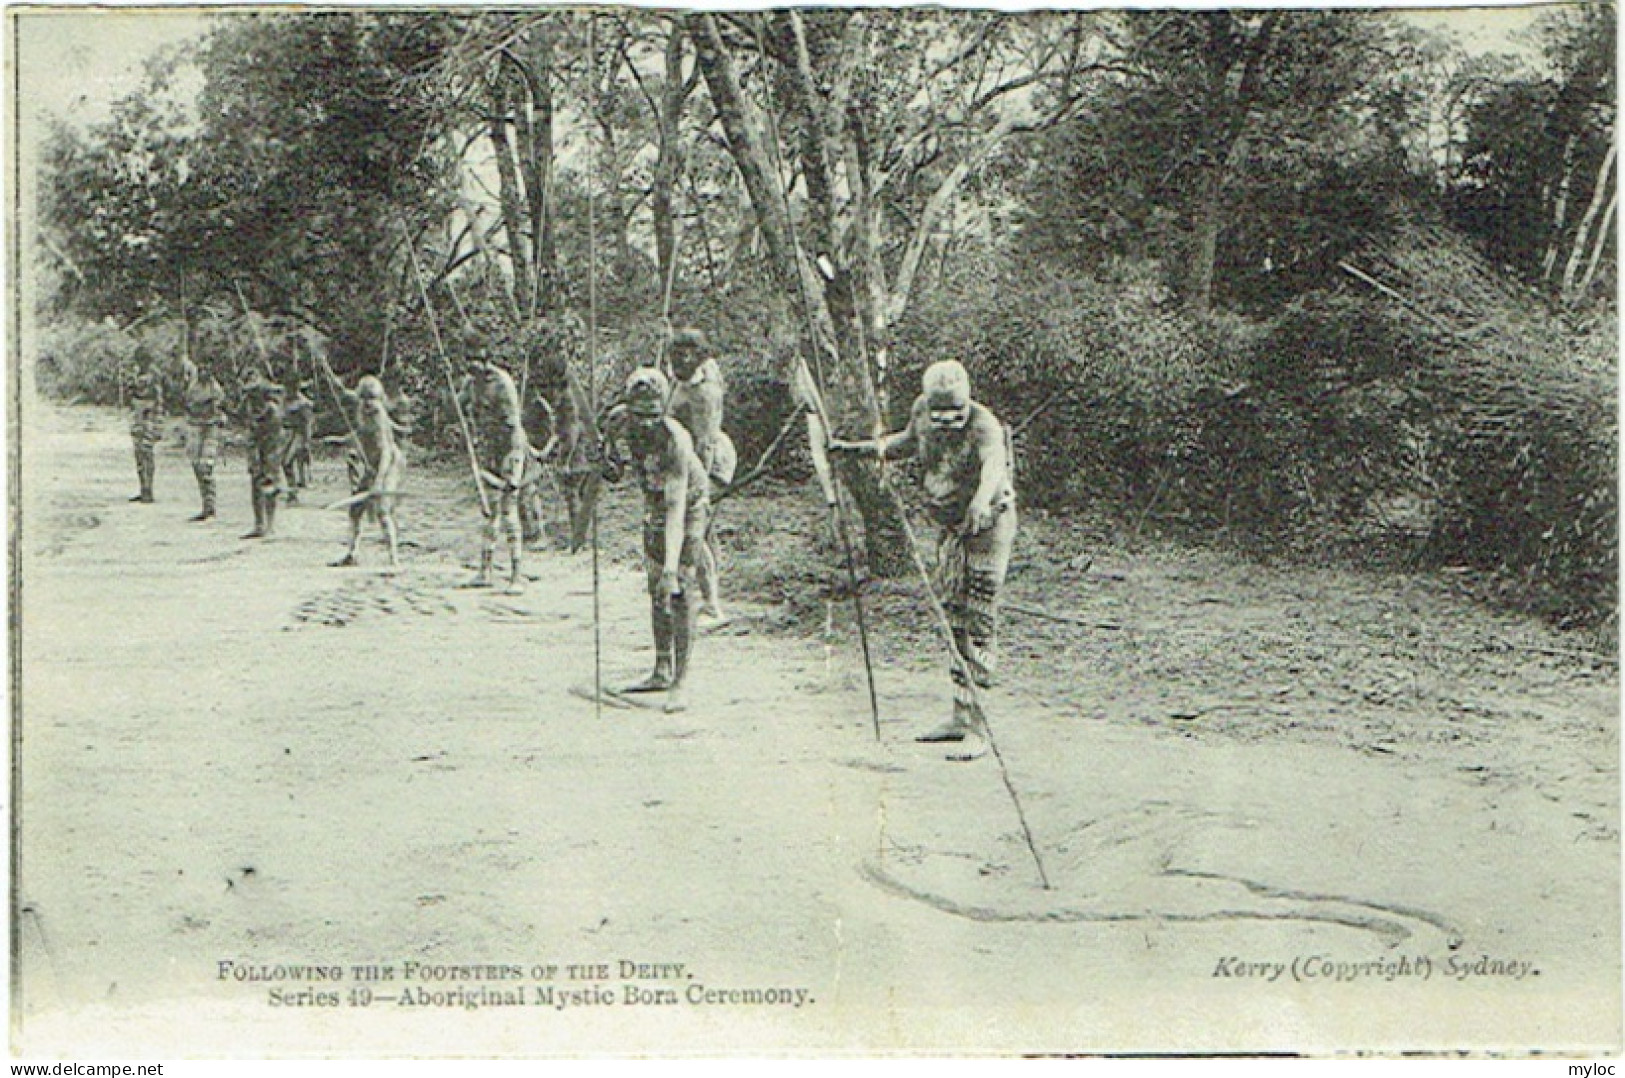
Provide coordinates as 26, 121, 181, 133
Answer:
664, 591, 697, 713
242, 474, 266, 539
624, 598, 675, 692
502, 493, 525, 594
697, 539, 726, 619
472, 509, 497, 587
379, 503, 400, 573
332, 506, 364, 566
189, 440, 215, 521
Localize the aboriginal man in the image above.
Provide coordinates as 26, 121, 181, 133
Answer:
332, 375, 404, 571
830, 359, 1017, 759
239, 370, 286, 539
666, 328, 737, 620
181, 358, 225, 522
603, 367, 709, 714
124, 346, 162, 504
463, 357, 538, 594
282, 378, 316, 500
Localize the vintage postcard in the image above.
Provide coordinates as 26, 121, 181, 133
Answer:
8, 2, 1619, 1060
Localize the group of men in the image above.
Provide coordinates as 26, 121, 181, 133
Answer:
121, 330, 1018, 759
123, 349, 317, 528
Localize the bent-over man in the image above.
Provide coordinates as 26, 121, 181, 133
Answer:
603, 367, 709, 714
830, 359, 1017, 760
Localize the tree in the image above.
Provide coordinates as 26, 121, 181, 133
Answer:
39, 47, 204, 327
188, 13, 457, 370
1452, 4, 1615, 303
1014, 10, 1408, 314
689, 9, 1101, 570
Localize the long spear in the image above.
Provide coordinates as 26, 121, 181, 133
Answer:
400, 221, 492, 520
875, 469, 1052, 891
749, 11, 1044, 885
739, 12, 881, 742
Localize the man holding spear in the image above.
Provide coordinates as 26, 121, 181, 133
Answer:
462, 353, 540, 595
123, 345, 162, 504
181, 356, 225, 522
601, 367, 710, 714
239, 369, 287, 539
830, 359, 1017, 756
329, 374, 405, 572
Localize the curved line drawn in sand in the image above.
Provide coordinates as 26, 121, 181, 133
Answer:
860, 861, 1461, 950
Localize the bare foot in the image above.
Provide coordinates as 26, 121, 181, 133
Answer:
330, 553, 358, 568
622, 673, 673, 694
663, 685, 689, 713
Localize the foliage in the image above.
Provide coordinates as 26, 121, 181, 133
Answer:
1013, 10, 1410, 311
1450, 4, 1616, 301
30, 8, 1617, 625
894, 254, 1249, 505
1354, 222, 1617, 626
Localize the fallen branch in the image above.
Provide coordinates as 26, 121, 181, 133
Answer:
1004, 602, 1121, 630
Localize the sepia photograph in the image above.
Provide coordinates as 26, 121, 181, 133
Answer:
7, 1, 1619, 1060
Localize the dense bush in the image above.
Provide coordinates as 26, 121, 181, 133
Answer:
893, 257, 1254, 509
891, 235, 1615, 632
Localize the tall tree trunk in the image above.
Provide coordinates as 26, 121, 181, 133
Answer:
1187, 165, 1222, 315
1563, 139, 1615, 301
512, 20, 556, 317
1542, 133, 1581, 284
689, 13, 911, 576
486, 75, 534, 318
1578, 185, 1616, 299
1185, 12, 1275, 316
652, 23, 691, 309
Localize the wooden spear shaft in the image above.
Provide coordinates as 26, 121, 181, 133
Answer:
401, 224, 492, 519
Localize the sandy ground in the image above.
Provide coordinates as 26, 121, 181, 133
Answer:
12, 397, 1620, 1057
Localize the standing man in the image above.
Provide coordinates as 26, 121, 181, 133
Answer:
830, 359, 1017, 758
666, 328, 736, 620
462, 356, 537, 594
602, 367, 709, 714
124, 346, 162, 504
557, 364, 603, 554
332, 375, 404, 571
240, 370, 286, 539
181, 357, 225, 522
282, 378, 316, 502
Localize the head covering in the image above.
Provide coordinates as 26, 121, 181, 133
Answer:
922, 360, 971, 410
624, 366, 671, 418
670, 327, 708, 354
357, 375, 386, 401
